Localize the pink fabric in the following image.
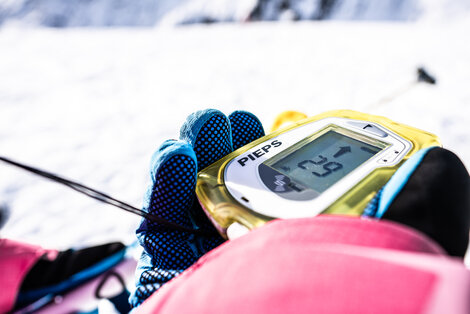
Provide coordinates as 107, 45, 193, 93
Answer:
136, 216, 470, 314
256, 215, 446, 255
0, 239, 58, 313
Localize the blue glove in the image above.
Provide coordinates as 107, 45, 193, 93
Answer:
129, 109, 265, 308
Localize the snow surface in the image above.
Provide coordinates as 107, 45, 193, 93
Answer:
0, 19, 469, 258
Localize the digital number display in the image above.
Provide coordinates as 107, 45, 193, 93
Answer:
268, 131, 382, 193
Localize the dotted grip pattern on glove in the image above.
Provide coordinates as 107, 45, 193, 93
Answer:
130, 109, 265, 308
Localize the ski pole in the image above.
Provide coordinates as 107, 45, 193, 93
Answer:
363, 67, 436, 111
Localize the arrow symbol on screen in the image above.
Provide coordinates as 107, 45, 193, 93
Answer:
333, 146, 351, 158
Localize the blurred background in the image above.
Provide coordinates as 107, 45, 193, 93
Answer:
0, 0, 469, 253
1, 0, 469, 26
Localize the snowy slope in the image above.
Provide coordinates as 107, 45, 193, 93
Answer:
1, 0, 469, 27
0, 20, 469, 252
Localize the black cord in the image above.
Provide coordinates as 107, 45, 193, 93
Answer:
0, 156, 216, 236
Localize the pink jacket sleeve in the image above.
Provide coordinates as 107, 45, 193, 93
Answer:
136, 216, 470, 314
0, 238, 58, 313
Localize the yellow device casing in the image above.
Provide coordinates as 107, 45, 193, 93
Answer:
196, 110, 441, 238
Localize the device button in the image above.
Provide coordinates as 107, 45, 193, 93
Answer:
227, 222, 249, 240
347, 121, 388, 138
378, 149, 402, 164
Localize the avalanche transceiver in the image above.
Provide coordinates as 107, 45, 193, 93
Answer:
196, 110, 440, 239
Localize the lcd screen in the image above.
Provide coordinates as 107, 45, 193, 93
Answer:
267, 130, 382, 193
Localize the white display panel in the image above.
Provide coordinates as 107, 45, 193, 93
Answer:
224, 117, 411, 219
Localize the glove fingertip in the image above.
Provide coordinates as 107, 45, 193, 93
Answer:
141, 140, 197, 228
149, 140, 197, 182
180, 109, 233, 171
179, 109, 226, 145
229, 110, 265, 150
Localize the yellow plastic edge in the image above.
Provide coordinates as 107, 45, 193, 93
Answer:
270, 111, 308, 132
196, 109, 441, 238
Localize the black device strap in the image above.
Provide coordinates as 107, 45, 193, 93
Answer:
0, 156, 215, 236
